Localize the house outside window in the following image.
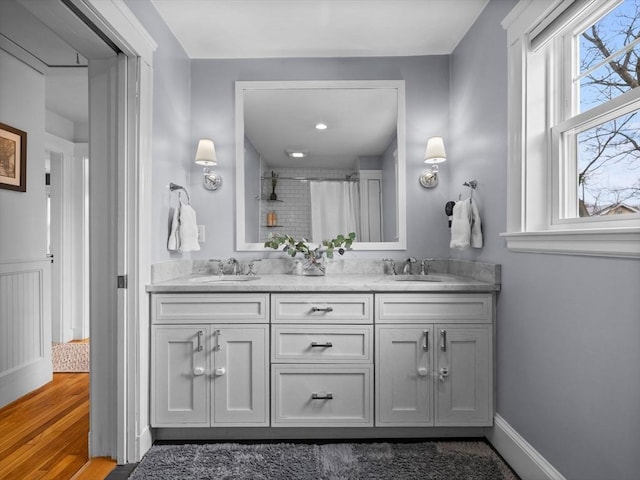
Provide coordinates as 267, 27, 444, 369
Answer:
502, 0, 640, 258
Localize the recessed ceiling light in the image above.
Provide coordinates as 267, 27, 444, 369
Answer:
286, 150, 308, 158
315, 122, 328, 130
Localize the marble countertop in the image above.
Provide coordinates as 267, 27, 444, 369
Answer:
146, 273, 500, 293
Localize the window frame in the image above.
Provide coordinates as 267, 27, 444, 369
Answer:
501, 0, 640, 258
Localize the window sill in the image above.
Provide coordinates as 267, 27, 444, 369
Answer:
500, 228, 640, 258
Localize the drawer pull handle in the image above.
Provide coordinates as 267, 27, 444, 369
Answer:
311, 306, 334, 313
310, 342, 333, 348
213, 329, 221, 351
196, 330, 204, 352
311, 392, 333, 400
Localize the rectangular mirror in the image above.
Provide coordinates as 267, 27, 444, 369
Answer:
235, 80, 406, 251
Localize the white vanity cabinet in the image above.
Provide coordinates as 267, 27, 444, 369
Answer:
151, 294, 269, 428
148, 283, 497, 436
270, 293, 374, 427
375, 293, 494, 427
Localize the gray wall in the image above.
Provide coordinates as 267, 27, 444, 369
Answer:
188, 56, 452, 260
0, 49, 46, 261
125, 0, 192, 264
451, 1, 640, 479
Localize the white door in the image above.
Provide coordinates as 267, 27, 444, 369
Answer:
212, 326, 269, 426
435, 325, 493, 426
152, 325, 210, 427
376, 325, 433, 426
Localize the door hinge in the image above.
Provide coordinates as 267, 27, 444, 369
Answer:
117, 275, 128, 289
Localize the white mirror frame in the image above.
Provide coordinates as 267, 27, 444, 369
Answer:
235, 80, 407, 251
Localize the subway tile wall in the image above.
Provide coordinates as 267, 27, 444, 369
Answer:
259, 167, 356, 243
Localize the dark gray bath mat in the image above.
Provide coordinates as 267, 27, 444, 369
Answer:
129, 441, 519, 479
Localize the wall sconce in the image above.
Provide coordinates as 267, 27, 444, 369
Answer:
195, 138, 222, 191
419, 136, 446, 188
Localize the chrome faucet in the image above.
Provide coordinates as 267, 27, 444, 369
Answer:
421, 258, 434, 275
227, 257, 240, 275
403, 257, 416, 275
382, 258, 397, 275
247, 260, 259, 276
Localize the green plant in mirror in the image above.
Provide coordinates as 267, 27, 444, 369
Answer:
264, 232, 356, 273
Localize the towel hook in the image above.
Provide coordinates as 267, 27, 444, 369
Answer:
169, 182, 190, 204
463, 180, 477, 203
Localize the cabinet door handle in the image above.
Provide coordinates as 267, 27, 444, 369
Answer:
422, 330, 429, 351
196, 330, 204, 352
311, 306, 334, 313
213, 329, 221, 351
310, 341, 333, 348
440, 329, 447, 351
311, 392, 333, 400
193, 367, 205, 376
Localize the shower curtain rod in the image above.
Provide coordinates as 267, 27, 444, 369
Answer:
260, 175, 359, 182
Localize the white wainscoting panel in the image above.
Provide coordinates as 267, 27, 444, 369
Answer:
0, 259, 52, 408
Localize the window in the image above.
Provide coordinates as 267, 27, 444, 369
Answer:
502, 0, 640, 258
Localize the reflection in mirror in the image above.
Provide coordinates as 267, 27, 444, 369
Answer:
235, 80, 406, 251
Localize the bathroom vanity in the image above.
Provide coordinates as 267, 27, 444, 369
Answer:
147, 264, 499, 440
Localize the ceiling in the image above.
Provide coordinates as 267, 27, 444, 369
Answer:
151, 0, 489, 59
2, 0, 488, 144
0, 0, 95, 134
244, 86, 398, 168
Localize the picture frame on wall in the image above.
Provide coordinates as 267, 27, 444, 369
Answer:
0, 122, 27, 192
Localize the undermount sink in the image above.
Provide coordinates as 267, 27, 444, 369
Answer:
390, 275, 446, 282
189, 275, 261, 283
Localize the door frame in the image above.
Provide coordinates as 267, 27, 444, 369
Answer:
66, 0, 156, 463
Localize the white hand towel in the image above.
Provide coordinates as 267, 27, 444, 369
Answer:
470, 199, 483, 248
167, 205, 180, 251
450, 198, 471, 250
177, 204, 200, 252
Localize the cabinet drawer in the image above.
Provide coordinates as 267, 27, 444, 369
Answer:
152, 294, 269, 324
271, 365, 373, 427
375, 294, 492, 324
272, 325, 373, 363
271, 294, 373, 324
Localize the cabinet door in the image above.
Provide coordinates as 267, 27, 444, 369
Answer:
151, 325, 209, 427
376, 325, 433, 426
212, 325, 269, 426
435, 324, 492, 426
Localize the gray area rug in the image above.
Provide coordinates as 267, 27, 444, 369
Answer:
129, 441, 519, 479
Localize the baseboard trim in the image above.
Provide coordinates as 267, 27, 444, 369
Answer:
485, 414, 567, 480
136, 424, 153, 462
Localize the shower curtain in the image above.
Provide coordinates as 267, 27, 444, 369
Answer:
310, 181, 360, 242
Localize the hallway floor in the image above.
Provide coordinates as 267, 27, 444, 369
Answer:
0, 373, 115, 479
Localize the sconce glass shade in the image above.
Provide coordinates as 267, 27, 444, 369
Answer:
420, 136, 446, 188
195, 139, 217, 166
424, 136, 446, 164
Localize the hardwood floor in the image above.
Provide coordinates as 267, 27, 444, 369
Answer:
0, 373, 116, 479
